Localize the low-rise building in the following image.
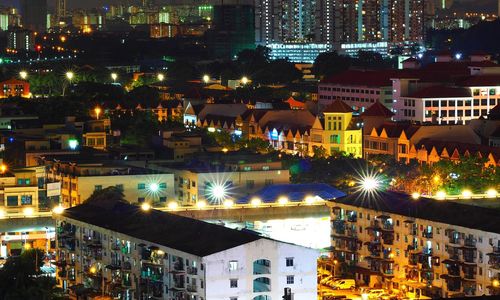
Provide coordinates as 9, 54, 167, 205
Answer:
0, 78, 30, 98
148, 153, 290, 205
54, 199, 319, 300
327, 191, 500, 298
46, 160, 174, 207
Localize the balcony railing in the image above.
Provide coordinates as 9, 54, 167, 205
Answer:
464, 238, 477, 248
186, 284, 197, 292
422, 231, 433, 239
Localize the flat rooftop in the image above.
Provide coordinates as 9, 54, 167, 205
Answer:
330, 191, 500, 234
59, 200, 264, 257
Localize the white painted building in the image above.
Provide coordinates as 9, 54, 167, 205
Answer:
54, 199, 318, 300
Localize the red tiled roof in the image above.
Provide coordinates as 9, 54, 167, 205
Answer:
361, 101, 394, 118
285, 97, 306, 108
321, 70, 398, 87
456, 75, 500, 87
407, 86, 471, 98
1, 78, 28, 85
323, 100, 353, 113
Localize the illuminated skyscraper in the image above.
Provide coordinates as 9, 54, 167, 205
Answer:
56, 0, 67, 22
20, 0, 47, 32
333, 0, 424, 46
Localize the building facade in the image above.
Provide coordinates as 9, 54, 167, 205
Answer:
46, 161, 174, 207
328, 192, 500, 297
54, 200, 318, 300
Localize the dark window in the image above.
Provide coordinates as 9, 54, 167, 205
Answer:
138, 183, 146, 190
6, 196, 18, 206
230, 279, 238, 288
159, 197, 167, 202
286, 257, 294, 267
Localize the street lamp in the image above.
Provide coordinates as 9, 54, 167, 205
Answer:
141, 202, 151, 211
53, 205, 65, 214
0, 164, 7, 174
66, 71, 74, 81
202, 74, 210, 84
411, 192, 420, 200
111, 73, 118, 83
157, 73, 165, 82
94, 107, 101, 120
19, 71, 28, 80
241, 76, 249, 85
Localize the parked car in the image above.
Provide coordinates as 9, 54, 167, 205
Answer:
331, 279, 356, 290
378, 293, 398, 300
362, 289, 386, 300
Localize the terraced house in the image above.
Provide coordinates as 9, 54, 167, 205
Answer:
327, 191, 500, 298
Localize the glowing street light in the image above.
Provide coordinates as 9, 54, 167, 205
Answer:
141, 202, 151, 211
66, 71, 74, 81
157, 73, 165, 82
111, 73, 118, 83
486, 189, 497, 198
89, 266, 97, 274
250, 197, 262, 207
68, 139, 79, 150
411, 192, 420, 200
19, 71, 28, 80
196, 200, 207, 209
436, 191, 446, 200
0, 209, 5, 218
0, 164, 7, 174
461, 190, 472, 199
53, 205, 65, 214
278, 196, 289, 205
167, 201, 178, 210
361, 176, 379, 192
493, 279, 500, 288
24, 243, 31, 250
305, 195, 316, 204
148, 183, 159, 193
241, 76, 249, 85
202, 74, 210, 84
94, 107, 101, 120
23, 207, 34, 216
223, 199, 234, 208
209, 184, 227, 202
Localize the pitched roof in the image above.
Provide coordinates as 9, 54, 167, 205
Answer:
330, 191, 500, 234
457, 75, 500, 87
323, 100, 353, 113
321, 70, 397, 87
361, 101, 394, 118
407, 86, 471, 98
60, 200, 263, 257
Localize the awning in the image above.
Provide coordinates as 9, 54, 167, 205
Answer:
377, 215, 391, 219
105, 264, 121, 271
442, 259, 460, 265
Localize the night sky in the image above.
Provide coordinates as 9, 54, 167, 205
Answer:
2, 0, 498, 13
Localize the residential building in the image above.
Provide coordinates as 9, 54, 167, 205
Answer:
318, 70, 396, 111
148, 154, 290, 205
268, 43, 329, 63
327, 191, 500, 297
54, 199, 319, 299
0, 78, 30, 98
362, 121, 500, 166
310, 100, 363, 157
82, 119, 112, 150
46, 160, 174, 208
6, 27, 35, 51
333, 0, 424, 49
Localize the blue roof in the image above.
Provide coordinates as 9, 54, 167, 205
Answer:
236, 183, 346, 204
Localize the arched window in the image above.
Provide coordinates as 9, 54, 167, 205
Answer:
253, 259, 271, 275
253, 277, 271, 292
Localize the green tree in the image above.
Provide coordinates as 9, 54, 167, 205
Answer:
0, 249, 63, 300
312, 51, 351, 79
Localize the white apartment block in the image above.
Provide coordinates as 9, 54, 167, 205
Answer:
327, 191, 500, 298
54, 199, 318, 300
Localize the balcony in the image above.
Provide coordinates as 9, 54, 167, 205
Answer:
347, 211, 357, 222
185, 266, 196, 275
463, 272, 476, 280
122, 261, 132, 271
332, 220, 346, 235
464, 237, 477, 248
382, 232, 394, 245
173, 275, 185, 289
446, 265, 460, 277
186, 284, 197, 293
422, 231, 433, 239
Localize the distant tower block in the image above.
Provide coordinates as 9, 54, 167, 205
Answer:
56, 0, 67, 22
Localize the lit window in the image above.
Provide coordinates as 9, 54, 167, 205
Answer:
229, 260, 238, 271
